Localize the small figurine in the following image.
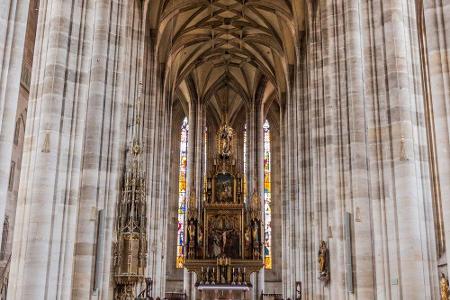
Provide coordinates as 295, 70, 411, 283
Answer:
237, 268, 242, 285
187, 220, 196, 259
318, 240, 329, 283
244, 227, 252, 257
441, 272, 449, 300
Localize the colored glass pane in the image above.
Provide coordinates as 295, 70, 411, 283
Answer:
243, 124, 247, 198
177, 118, 188, 268
263, 120, 272, 269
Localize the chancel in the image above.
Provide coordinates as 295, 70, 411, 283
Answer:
0, 0, 449, 300
183, 123, 265, 299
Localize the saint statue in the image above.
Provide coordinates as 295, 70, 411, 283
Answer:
252, 222, 260, 244
222, 230, 230, 254
251, 190, 259, 208
251, 221, 260, 259
244, 227, 251, 256
218, 124, 233, 157
187, 220, 196, 258
187, 189, 197, 217
441, 273, 449, 300
318, 241, 328, 278
250, 189, 261, 218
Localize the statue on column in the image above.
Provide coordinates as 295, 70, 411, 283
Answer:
440, 272, 449, 300
318, 240, 329, 283
248, 190, 262, 260
186, 189, 199, 259
251, 220, 261, 260
187, 219, 197, 259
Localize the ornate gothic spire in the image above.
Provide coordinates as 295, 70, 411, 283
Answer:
114, 82, 148, 300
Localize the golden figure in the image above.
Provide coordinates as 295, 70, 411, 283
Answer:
187, 189, 197, 218
198, 226, 203, 246
188, 220, 196, 258
244, 227, 251, 256
218, 124, 234, 157
318, 240, 329, 282
250, 190, 260, 210
252, 222, 259, 244
188, 221, 196, 240
441, 273, 449, 300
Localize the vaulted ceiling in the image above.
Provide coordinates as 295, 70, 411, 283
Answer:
149, 0, 304, 125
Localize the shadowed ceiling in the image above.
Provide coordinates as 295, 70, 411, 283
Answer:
149, 0, 304, 125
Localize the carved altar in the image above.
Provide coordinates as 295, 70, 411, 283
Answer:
184, 124, 264, 299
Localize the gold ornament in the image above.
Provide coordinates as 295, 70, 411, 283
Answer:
440, 273, 449, 300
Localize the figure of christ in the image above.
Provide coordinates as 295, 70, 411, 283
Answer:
212, 235, 221, 257
221, 229, 233, 254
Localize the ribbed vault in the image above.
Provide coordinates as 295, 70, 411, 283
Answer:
149, 0, 303, 123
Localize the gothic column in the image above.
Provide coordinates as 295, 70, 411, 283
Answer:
71, 0, 136, 298
337, 1, 375, 297
7, 0, 97, 298
183, 98, 205, 299
422, 0, 450, 271
246, 102, 262, 194
0, 0, 30, 246
376, 0, 435, 297
246, 100, 265, 299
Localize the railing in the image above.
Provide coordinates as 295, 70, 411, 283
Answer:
135, 278, 153, 300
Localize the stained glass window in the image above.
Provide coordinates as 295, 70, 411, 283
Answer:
263, 120, 272, 269
243, 124, 247, 199
177, 117, 188, 268
203, 127, 208, 202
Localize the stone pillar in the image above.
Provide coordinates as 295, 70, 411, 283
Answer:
0, 0, 30, 246
7, 0, 96, 298
183, 100, 195, 298
184, 99, 205, 299
341, 1, 375, 297
379, 0, 434, 297
422, 0, 450, 272
246, 101, 265, 299
71, 0, 134, 298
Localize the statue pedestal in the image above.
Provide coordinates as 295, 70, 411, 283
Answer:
197, 284, 251, 300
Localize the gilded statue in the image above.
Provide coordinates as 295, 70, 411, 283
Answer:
244, 227, 251, 257
441, 272, 449, 300
252, 222, 259, 244
188, 221, 196, 241
250, 190, 260, 210
218, 124, 234, 157
187, 189, 197, 218
318, 240, 329, 282
251, 221, 261, 259
187, 220, 196, 258
198, 225, 203, 247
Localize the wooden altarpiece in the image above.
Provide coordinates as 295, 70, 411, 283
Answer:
184, 124, 264, 290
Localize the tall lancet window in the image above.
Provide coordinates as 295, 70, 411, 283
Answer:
203, 127, 208, 202
177, 117, 189, 268
243, 124, 247, 199
263, 120, 272, 269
